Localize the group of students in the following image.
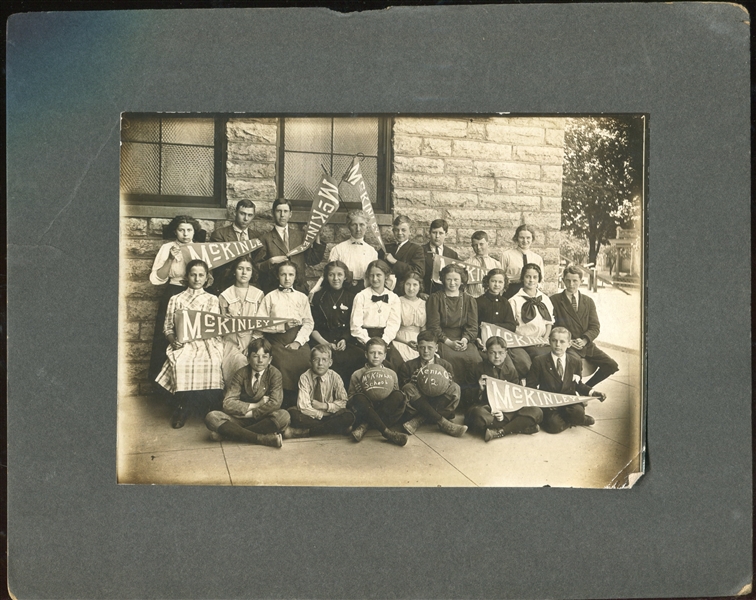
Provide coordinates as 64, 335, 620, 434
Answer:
146, 198, 619, 448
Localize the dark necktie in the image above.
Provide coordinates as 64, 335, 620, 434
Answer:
556, 358, 564, 379
251, 372, 260, 394
522, 253, 528, 268
279, 287, 294, 293
436, 246, 441, 255
371, 294, 388, 303
521, 295, 551, 323
571, 293, 578, 312
314, 376, 323, 403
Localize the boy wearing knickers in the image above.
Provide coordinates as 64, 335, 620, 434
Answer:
347, 338, 408, 446
465, 336, 543, 442
286, 345, 356, 438
398, 330, 466, 437
204, 338, 290, 448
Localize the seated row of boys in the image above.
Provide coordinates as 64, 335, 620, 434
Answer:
204, 326, 606, 448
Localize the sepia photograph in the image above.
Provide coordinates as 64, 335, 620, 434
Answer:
117, 114, 645, 487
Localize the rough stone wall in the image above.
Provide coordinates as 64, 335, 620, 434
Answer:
120, 116, 567, 397
391, 116, 566, 291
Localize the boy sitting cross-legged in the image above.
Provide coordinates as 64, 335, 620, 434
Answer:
465, 335, 543, 442
204, 337, 290, 448
398, 330, 466, 437
526, 327, 606, 434
347, 338, 409, 447
286, 344, 356, 438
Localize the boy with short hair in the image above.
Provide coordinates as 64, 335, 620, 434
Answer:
287, 345, 355, 437
422, 218, 459, 295
398, 330, 466, 436
465, 336, 542, 442
379, 214, 425, 293
526, 327, 606, 434
467, 231, 501, 298
347, 338, 408, 446
204, 338, 289, 448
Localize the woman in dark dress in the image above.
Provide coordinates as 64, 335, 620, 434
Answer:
310, 260, 364, 387
475, 268, 528, 379
426, 263, 482, 388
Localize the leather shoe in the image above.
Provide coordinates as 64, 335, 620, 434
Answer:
437, 418, 467, 437
383, 429, 409, 447
582, 415, 596, 426
170, 405, 188, 429
402, 415, 427, 435
282, 426, 310, 439
256, 433, 283, 448
351, 422, 369, 442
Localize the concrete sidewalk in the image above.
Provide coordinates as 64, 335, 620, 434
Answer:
118, 347, 642, 488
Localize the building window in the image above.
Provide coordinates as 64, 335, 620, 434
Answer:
120, 114, 225, 207
279, 117, 391, 212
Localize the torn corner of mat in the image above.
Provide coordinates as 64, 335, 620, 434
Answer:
604, 449, 646, 489
737, 582, 752, 596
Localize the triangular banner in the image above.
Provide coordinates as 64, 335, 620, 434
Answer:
343, 155, 386, 252
174, 310, 289, 343
288, 172, 341, 257
485, 378, 596, 412
179, 239, 263, 271
480, 322, 548, 348
432, 254, 488, 285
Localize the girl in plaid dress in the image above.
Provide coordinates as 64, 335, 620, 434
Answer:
156, 259, 224, 428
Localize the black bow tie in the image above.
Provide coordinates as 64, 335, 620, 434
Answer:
278, 287, 294, 293
371, 294, 388, 303
521, 295, 551, 323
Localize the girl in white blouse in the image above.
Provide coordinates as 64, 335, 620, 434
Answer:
509, 263, 553, 362
393, 272, 427, 362
218, 256, 265, 380
257, 261, 314, 405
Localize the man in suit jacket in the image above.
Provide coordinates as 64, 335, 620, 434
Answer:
550, 265, 619, 388
204, 338, 290, 447
526, 327, 605, 434
421, 218, 459, 296
378, 215, 425, 294
208, 199, 263, 293
255, 198, 326, 294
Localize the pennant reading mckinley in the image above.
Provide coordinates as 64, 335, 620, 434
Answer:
480, 322, 548, 348
431, 254, 487, 285
287, 172, 341, 257
179, 238, 263, 271
485, 378, 596, 412
343, 155, 385, 251
175, 310, 289, 343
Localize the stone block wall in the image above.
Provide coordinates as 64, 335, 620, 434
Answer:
120, 116, 567, 397
391, 116, 566, 290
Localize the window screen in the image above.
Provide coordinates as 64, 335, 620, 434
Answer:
281, 117, 388, 211
120, 115, 223, 206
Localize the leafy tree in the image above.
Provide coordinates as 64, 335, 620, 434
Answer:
562, 116, 642, 264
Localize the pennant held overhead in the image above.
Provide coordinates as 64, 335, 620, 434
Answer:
432, 254, 488, 285
174, 310, 289, 343
480, 322, 549, 348
179, 239, 263, 271
287, 172, 341, 257
343, 155, 385, 251
485, 378, 596, 412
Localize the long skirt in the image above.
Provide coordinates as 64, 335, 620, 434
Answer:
148, 284, 185, 383
436, 326, 483, 386
266, 327, 311, 391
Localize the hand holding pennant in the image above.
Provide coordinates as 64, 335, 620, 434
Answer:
287, 170, 341, 257
480, 322, 549, 348
485, 378, 597, 412
175, 310, 290, 343
432, 254, 487, 285
342, 154, 386, 252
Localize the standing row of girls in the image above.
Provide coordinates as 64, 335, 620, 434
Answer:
146, 204, 553, 431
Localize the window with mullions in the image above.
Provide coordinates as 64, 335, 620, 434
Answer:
120, 115, 225, 207
279, 117, 391, 212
